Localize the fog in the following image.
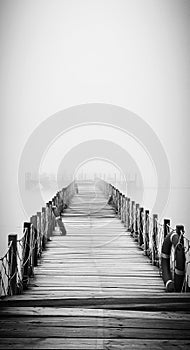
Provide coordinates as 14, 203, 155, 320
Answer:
0, 0, 190, 255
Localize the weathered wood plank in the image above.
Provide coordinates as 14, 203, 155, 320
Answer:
1, 307, 190, 320
0, 338, 190, 350
1, 316, 190, 330
21, 286, 165, 292
1, 181, 189, 349
1, 295, 190, 311
0, 325, 190, 339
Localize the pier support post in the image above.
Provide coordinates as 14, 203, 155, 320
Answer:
152, 214, 158, 265
23, 222, 32, 289
126, 198, 130, 231
123, 197, 127, 226
118, 192, 122, 218
8, 234, 17, 295
138, 207, 144, 247
41, 207, 47, 249
131, 201, 135, 237
46, 203, 51, 241
121, 195, 125, 223
175, 225, 185, 292
37, 212, 42, 257
144, 210, 149, 255
134, 204, 139, 241
30, 215, 38, 267
116, 189, 119, 215
49, 201, 53, 236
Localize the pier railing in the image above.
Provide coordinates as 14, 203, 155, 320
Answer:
97, 178, 190, 293
0, 181, 76, 298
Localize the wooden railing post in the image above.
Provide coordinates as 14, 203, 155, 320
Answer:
134, 203, 139, 241
109, 184, 112, 198
37, 212, 42, 257
144, 210, 149, 255
113, 187, 116, 209
121, 195, 125, 223
123, 197, 127, 227
8, 234, 17, 295
118, 192, 121, 218
30, 215, 38, 267
23, 222, 31, 289
126, 198, 130, 231
49, 201, 53, 236
164, 219, 170, 237
46, 203, 51, 241
41, 207, 46, 249
152, 214, 158, 265
116, 189, 119, 215
175, 225, 185, 292
131, 201, 135, 236
55, 193, 59, 207
138, 207, 144, 247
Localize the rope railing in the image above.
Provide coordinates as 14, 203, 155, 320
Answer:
0, 180, 76, 298
97, 178, 190, 293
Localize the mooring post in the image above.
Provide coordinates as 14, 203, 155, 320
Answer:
144, 210, 149, 255
23, 222, 32, 289
152, 214, 158, 265
139, 207, 144, 247
8, 234, 17, 295
164, 219, 170, 237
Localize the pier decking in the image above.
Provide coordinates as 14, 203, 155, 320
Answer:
0, 181, 190, 349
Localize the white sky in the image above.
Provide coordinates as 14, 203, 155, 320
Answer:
0, 0, 190, 253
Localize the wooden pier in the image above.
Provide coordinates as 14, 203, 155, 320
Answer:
0, 180, 190, 349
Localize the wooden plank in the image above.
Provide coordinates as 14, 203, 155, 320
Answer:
1, 316, 190, 330
1, 307, 190, 320
22, 286, 165, 291
12, 292, 168, 299
30, 275, 164, 282
0, 324, 190, 339
0, 338, 190, 350
1, 295, 190, 310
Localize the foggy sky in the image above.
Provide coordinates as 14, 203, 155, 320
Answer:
0, 0, 190, 254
